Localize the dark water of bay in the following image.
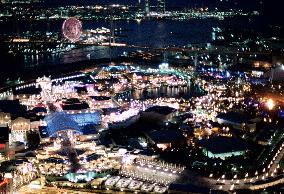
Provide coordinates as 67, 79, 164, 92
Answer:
0, 15, 276, 82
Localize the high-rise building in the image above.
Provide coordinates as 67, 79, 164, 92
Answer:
137, 0, 142, 12
157, 0, 165, 14
145, 0, 150, 15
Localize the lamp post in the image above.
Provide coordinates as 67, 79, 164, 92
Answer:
266, 99, 275, 111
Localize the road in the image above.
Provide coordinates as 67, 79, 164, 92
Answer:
200, 141, 284, 191
61, 131, 81, 173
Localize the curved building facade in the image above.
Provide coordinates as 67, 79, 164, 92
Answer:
45, 112, 81, 137
44, 112, 102, 137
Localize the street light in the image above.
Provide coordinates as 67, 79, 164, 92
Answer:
266, 99, 275, 110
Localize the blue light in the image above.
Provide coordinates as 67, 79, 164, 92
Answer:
280, 110, 284, 117
159, 62, 169, 69
45, 112, 101, 137
226, 71, 230, 77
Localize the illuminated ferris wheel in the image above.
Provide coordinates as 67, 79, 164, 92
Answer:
62, 17, 82, 42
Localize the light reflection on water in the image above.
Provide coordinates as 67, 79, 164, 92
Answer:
3, 16, 266, 68
116, 85, 191, 100
134, 85, 190, 99
24, 46, 116, 68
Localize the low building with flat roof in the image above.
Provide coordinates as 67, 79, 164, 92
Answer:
216, 111, 259, 132
0, 100, 27, 119
199, 136, 250, 160
142, 106, 176, 122
145, 130, 185, 150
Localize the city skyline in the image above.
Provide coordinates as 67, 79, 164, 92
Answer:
2, 0, 281, 21
2, 0, 267, 8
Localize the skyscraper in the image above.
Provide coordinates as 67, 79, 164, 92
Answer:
137, 0, 142, 12
145, 0, 150, 16
157, 0, 165, 14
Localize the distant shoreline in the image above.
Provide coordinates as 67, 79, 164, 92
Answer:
0, 55, 161, 89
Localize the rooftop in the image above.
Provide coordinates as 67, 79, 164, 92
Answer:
0, 126, 9, 144
199, 136, 249, 154
44, 112, 101, 137
13, 86, 41, 95
147, 130, 184, 144
44, 112, 81, 137
217, 111, 253, 124
90, 96, 111, 101
145, 106, 175, 115
62, 102, 89, 111
0, 100, 27, 118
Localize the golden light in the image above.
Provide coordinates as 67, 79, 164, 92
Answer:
266, 99, 275, 110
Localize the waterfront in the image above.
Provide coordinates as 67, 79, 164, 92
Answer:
0, 15, 275, 70
1, 1, 284, 193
